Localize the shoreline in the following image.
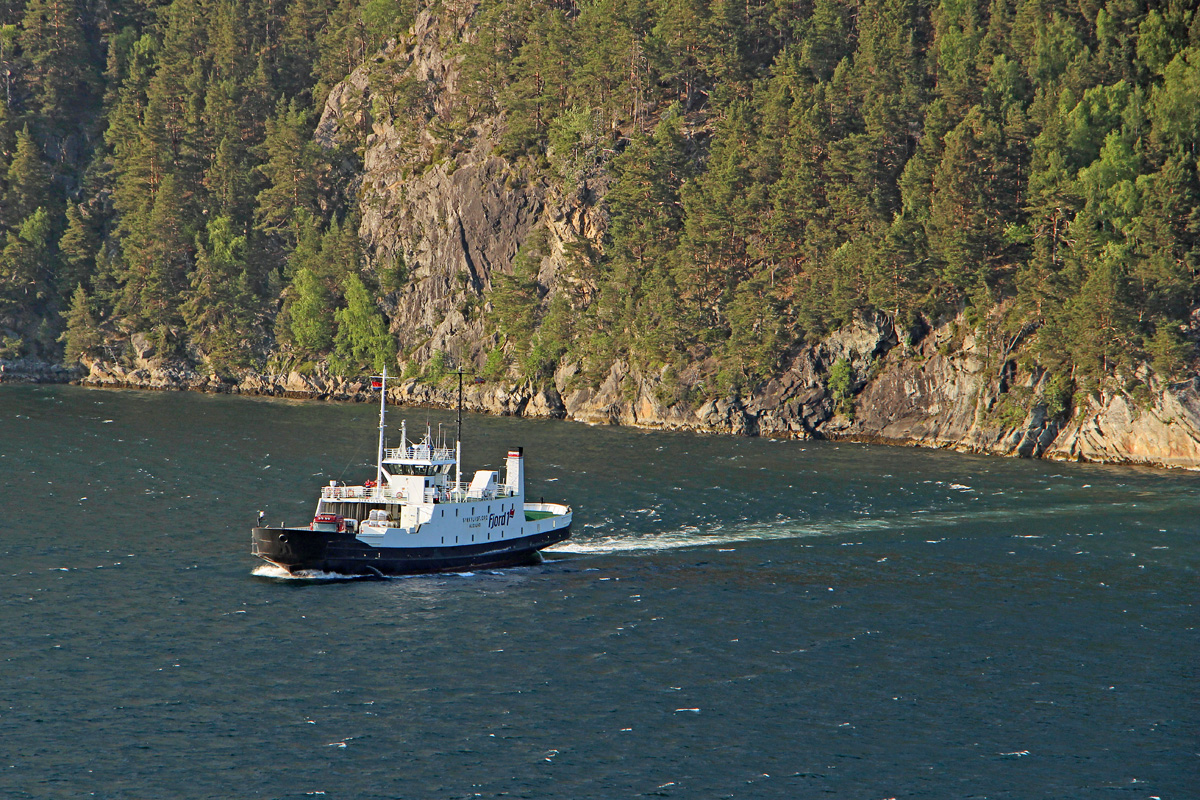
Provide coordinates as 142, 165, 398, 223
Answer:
6, 354, 1200, 472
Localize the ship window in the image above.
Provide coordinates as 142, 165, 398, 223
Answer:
392, 464, 445, 476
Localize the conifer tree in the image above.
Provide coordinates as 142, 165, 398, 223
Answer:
59, 283, 101, 362
115, 174, 193, 330
181, 215, 256, 370
56, 202, 96, 297
18, 0, 95, 125
3, 126, 49, 228
288, 266, 334, 353
255, 99, 319, 243
331, 272, 395, 374
0, 207, 55, 300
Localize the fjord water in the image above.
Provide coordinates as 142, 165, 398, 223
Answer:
1, 385, 1195, 799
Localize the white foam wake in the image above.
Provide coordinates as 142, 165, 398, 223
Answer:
546, 519, 864, 554
251, 564, 362, 581
545, 499, 1141, 555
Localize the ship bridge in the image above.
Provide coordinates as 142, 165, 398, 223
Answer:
382, 440, 456, 475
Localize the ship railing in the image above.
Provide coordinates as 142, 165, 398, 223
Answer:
321, 482, 518, 504
321, 484, 406, 502
383, 445, 456, 462
440, 483, 517, 504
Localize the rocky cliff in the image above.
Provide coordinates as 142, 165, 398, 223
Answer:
314, 9, 603, 365
28, 308, 1196, 471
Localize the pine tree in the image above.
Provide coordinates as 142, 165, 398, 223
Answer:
115, 173, 193, 329
1067, 244, 1136, 379
0, 207, 55, 300
488, 226, 546, 354
331, 272, 395, 374
255, 99, 319, 243
18, 0, 95, 125
56, 202, 96, 298
926, 104, 1011, 296
181, 215, 256, 370
3, 126, 49, 228
288, 266, 334, 353
59, 283, 101, 362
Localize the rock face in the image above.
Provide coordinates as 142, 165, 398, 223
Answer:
59, 308, 1200, 470
315, 9, 603, 365
1048, 384, 1200, 468
0, 358, 77, 384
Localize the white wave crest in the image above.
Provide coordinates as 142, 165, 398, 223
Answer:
251, 564, 361, 581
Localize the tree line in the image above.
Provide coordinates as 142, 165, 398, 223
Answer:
0, 0, 1197, 405
475, 0, 1199, 399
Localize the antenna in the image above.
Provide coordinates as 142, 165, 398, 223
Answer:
372, 365, 388, 494
455, 366, 466, 493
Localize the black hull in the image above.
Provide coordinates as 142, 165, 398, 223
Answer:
251, 523, 571, 577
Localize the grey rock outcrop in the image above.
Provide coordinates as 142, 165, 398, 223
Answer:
1048, 381, 1200, 468
315, 8, 603, 366
60, 307, 1200, 470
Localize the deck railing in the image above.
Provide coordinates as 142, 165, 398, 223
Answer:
383, 444, 456, 462
320, 482, 518, 504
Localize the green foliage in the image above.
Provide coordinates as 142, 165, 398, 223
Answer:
990, 390, 1030, 429
289, 267, 334, 354
827, 357, 854, 417
331, 273, 395, 374
0, 334, 23, 357
377, 249, 408, 293
181, 216, 256, 373
3, 127, 50, 228
255, 100, 320, 243
1041, 371, 1075, 420
1147, 322, 1191, 380
60, 284, 101, 362
828, 357, 852, 399
423, 349, 448, 384
482, 347, 506, 381
487, 227, 547, 358
548, 105, 603, 185
0, 207, 55, 302
0, 0, 1196, 397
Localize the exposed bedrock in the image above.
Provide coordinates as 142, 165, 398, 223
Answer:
60, 309, 1200, 471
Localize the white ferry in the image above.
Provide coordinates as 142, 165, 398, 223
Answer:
251, 370, 572, 576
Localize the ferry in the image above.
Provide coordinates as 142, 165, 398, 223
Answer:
251, 369, 572, 576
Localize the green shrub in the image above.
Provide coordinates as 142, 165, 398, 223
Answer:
828, 357, 854, 416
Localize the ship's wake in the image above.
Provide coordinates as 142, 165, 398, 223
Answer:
546, 519, 874, 555
545, 499, 1145, 555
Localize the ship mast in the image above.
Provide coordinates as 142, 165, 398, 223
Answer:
375, 365, 387, 493
455, 369, 463, 491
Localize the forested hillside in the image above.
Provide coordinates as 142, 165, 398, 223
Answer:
1, 0, 1197, 410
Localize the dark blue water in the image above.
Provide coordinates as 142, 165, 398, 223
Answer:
1, 384, 1196, 799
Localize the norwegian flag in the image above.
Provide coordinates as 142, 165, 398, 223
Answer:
370, 377, 383, 390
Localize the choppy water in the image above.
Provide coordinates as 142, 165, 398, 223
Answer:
0, 384, 1196, 799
